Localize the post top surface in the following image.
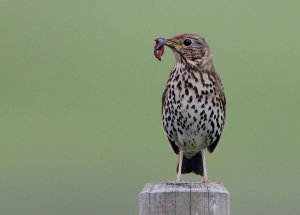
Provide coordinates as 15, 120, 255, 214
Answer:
140, 181, 229, 195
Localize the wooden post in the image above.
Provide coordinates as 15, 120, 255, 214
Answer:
139, 181, 230, 215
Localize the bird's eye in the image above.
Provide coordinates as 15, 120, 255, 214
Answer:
183, 39, 192, 46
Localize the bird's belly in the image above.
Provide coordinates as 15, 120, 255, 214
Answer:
163, 98, 216, 158
177, 107, 211, 156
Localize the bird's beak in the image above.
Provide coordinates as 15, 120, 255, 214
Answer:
154, 38, 181, 61
155, 38, 181, 49
164, 39, 181, 49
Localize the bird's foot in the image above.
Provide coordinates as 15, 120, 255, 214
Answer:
201, 178, 209, 183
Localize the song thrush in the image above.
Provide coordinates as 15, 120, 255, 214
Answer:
154, 33, 226, 182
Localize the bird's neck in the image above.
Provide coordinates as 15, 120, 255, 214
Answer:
174, 57, 214, 73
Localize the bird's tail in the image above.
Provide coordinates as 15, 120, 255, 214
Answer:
176, 152, 204, 176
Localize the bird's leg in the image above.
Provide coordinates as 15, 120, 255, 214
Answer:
176, 150, 183, 182
201, 150, 209, 183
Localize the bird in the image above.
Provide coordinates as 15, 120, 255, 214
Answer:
154, 33, 226, 182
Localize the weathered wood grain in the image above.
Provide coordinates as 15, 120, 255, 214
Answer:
139, 181, 230, 215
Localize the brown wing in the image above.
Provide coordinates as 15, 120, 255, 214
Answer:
207, 68, 226, 153
168, 137, 179, 154
207, 133, 221, 153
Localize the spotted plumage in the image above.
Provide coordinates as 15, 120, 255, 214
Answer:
154, 33, 226, 182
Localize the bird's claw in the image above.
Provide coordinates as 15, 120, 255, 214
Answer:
176, 178, 182, 182
201, 178, 209, 183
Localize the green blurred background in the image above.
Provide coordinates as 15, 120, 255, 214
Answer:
1, 0, 300, 214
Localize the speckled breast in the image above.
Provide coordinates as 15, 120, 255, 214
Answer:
162, 65, 225, 158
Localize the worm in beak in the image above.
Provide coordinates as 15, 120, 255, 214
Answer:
154, 38, 166, 61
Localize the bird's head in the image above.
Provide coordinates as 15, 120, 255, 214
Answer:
154, 33, 211, 66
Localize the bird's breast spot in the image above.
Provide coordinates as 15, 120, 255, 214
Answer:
178, 135, 207, 151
